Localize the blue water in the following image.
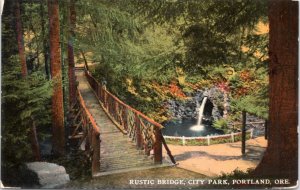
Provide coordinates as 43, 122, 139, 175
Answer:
162, 118, 224, 137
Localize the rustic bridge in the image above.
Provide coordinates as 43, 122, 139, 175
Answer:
68, 67, 176, 177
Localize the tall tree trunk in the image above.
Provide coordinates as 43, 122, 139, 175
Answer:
67, 0, 76, 107
30, 117, 41, 161
254, 0, 298, 184
48, 0, 65, 156
15, 0, 27, 77
40, 0, 50, 79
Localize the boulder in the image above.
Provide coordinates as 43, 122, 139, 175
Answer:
21, 162, 70, 188
165, 88, 225, 122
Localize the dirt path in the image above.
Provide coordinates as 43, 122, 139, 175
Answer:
163, 137, 267, 176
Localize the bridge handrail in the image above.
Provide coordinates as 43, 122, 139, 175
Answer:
77, 89, 100, 135
83, 66, 176, 165
75, 88, 101, 175
85, 69, 164, 130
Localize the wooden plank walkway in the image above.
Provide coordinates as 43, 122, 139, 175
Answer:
75, 69, 169, 176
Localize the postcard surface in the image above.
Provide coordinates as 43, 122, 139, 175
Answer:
1, 0, 298, 189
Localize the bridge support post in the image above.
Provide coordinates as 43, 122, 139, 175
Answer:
92, 131, 100, 175
122, 108, 128, 131
241, 111, 246, 155
104, 91, 108, 109
95, 82, 98, 98
154, 128, 163, 164
85, 131, 90, 151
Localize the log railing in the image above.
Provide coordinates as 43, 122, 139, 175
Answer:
70, 88, 101, 176
164, 129, 254, 146
84, 67, 176, 165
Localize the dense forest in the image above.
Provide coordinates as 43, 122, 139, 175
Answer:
1, 0, 297, 188
80, 0, 269, 123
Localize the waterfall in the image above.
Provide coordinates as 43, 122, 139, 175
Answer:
190, 97, 207, 131
197, 96, 208, 126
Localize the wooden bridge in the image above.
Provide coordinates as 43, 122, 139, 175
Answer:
68, 67, 176, 177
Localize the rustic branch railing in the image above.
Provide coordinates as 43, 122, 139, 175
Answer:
164, 129, 254, 146
70, 88, 101, 176
84, 67, 176, 165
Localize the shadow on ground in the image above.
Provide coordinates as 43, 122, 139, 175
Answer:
174, 144, 265, 162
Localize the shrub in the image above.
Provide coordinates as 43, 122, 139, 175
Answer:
213, 118, 229, 131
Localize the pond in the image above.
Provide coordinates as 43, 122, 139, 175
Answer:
162, 118, 224, 137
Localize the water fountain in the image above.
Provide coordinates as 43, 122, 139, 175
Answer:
162, 96, 223, 137
190, 97, 208, 131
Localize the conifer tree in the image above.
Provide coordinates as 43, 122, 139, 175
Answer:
67, 0, 76, 107
40, 0, 51, 79
15, 0, 27, 77
48, 0, 65, 156
2, 1, 53, 184
14, 0, 41, 161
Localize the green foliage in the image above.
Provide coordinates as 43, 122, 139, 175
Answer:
165, 139, 183, 146
184, 139, 207, 146
134, 0, 268, 73
88, 18, 185, 119
244, 33, 268, 63
231, 95, 268, 119
234, 133, 251, 142
76, 1, 180, 82
2, 56, 53, 182
213, 118, 229, 131
81, 1, 269, 123
229, 74, 242, 89
210, 138, 232, 145
229, 66, 268, 119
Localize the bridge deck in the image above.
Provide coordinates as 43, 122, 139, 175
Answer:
75, 69, 169, 176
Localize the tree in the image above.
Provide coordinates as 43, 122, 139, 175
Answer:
254, 0, 298, 184
133, 0, 267, 73
48, 0, 65, 156
15, 0, 27, 77
67, 0, 76, 107
14, 0, 42, 161
40, 0, 51, 79
74, 1, 269, 123
2, 2, 53, 185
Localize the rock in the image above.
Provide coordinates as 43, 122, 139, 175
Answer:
165, 87, 226, 122
21, 162, 70, 188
